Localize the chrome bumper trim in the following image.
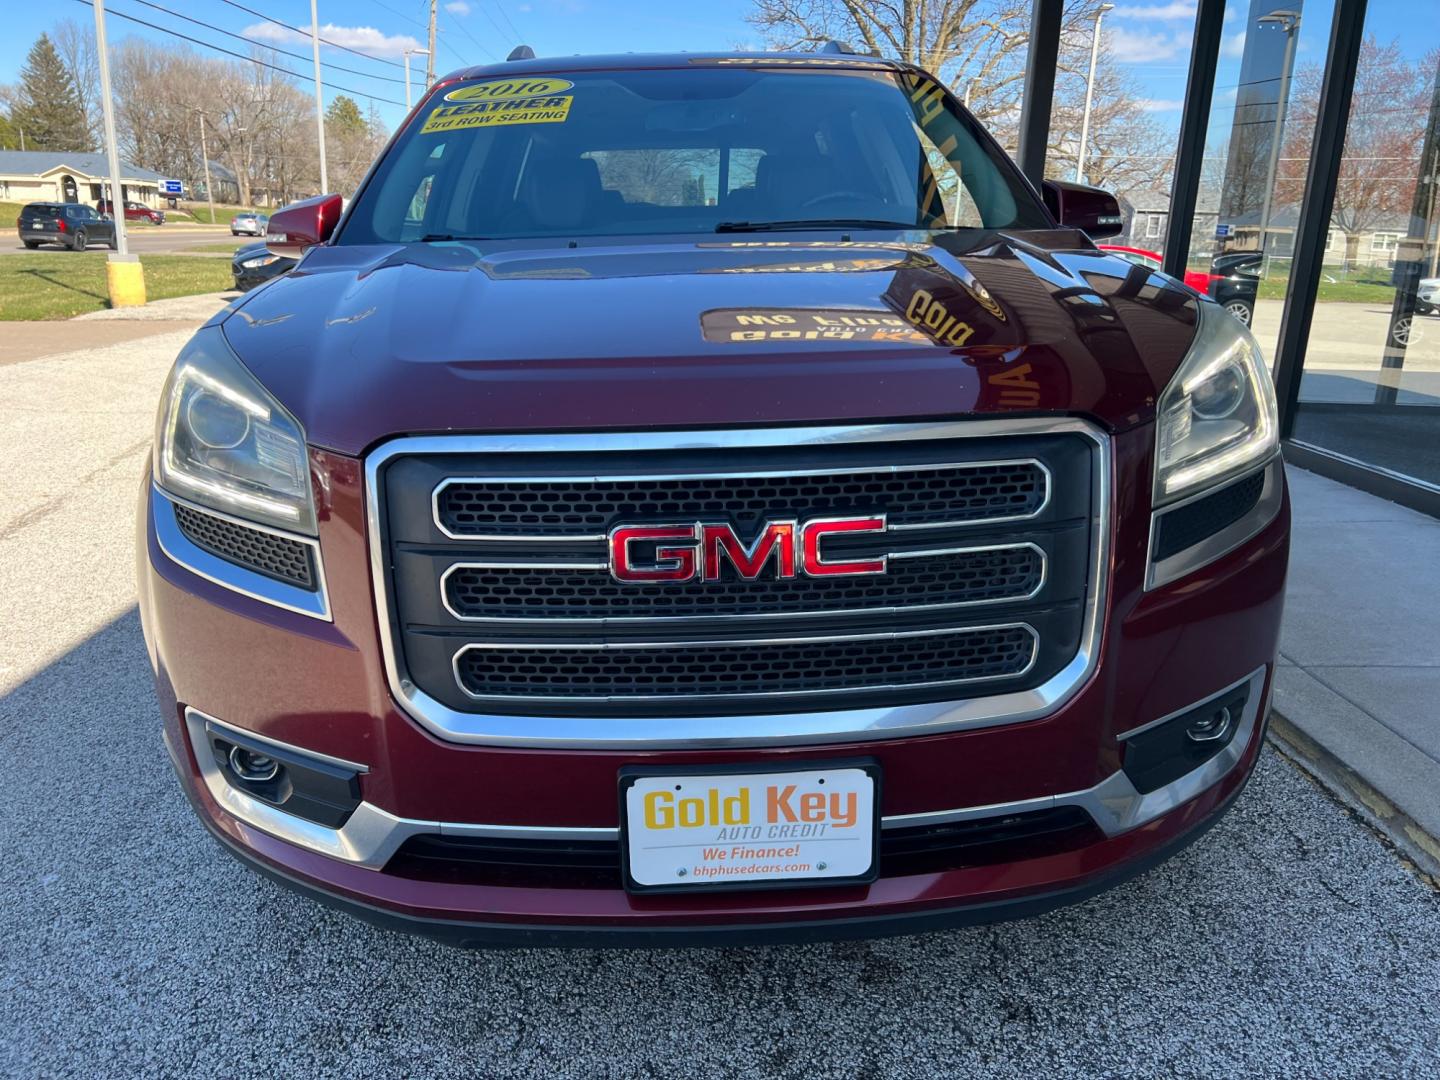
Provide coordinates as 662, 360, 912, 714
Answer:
364, 419, 1111, 749
152, 485, 331, 622
185, 668, 1265, 871
1145, 457, 1284, 591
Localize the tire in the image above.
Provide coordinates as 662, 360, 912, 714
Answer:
108, 234, 118, 250
1223, 298, 1253, 326
73, 230, 87, 252
1389, 315, 1419, 348
231, 230, 240, 236
23, 240, 39, 249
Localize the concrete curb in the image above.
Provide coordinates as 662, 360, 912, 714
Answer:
1267, 711, 1440, 886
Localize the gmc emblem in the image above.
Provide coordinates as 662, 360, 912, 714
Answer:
609, 517, 887, 583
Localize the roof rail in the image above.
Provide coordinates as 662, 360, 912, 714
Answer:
506, 45, 536, 61
820, 40, 857, 54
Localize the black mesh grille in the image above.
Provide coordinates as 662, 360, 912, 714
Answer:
436, 461, 1046, 537
454, 626, 1035, 700
386, 807, 1101, 888
445, 547, 1042, 621
1153, 470, 1265, 562
173, 503, 314, 588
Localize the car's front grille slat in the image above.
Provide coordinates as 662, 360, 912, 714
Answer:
453, 625, 1037, 701
435, 460, 1048, 539
442, 544, 1043, 622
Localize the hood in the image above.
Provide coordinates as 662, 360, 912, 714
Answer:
219, 232, 1199, 457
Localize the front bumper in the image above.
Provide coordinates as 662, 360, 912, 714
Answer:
137, 425, 1289, 944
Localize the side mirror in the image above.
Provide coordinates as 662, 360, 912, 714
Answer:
1042, 180, 1124, 240
265, 194, 343, 258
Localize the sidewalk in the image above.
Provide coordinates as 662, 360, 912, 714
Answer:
1271, 464, 1440, 878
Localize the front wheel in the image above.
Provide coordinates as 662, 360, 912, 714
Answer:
1389, 315, 1418, 348
1224, 298, 1253, 326
72, 230, 88, 252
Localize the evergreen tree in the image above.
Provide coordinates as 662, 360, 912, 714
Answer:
11, 34, 92, 152
325, 95, 366, 139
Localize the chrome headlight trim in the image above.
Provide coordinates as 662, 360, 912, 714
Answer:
1154, 301, 1279, 507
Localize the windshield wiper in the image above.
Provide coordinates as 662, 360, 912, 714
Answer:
715, 218, 926, 233
416, 233, 497, 242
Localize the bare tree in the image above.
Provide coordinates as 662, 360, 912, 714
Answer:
747, 0, 1172, 195
1277, 37, 1431, 266
52, 19, 100, 150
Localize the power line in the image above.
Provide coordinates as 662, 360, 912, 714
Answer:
126, 0, 406, 84
71, 0, 407, 106
215, 0, 412, 72
490, 0, 523, 42
441, 7, 501, 62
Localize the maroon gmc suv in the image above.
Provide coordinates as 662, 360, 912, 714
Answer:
137, 51, 1288, 946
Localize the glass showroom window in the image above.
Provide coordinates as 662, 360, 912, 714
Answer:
1289, 0, 1440, 493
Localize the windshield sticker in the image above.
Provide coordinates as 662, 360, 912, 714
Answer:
421, 93, 572, 134
443, 77, 574, 102
701, 309, 931, 345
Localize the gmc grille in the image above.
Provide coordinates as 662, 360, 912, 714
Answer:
376, 433, 1095, 719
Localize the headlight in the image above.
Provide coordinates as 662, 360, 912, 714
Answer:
154, 326, 315, 533
241, 253, 280, 268
1154, 301, 1279, 505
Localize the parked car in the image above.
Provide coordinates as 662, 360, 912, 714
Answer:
1098, 244, 1215, 293
96, 198, 165, 224
17, 202, 116, 251
139, 49, 1288, 947
231, 213, 269, 236
1418, 276, 1439, 316
231, 241, 295, 291
1099, 244, 1260, 326
1207, 251, 1262, 327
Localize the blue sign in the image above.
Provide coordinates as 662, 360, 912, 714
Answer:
1215, 223, 1232, 239
162, 179, 183, 195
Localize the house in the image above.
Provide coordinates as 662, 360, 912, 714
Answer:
0, 149, 170, 209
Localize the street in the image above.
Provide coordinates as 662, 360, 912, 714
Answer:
0, 223, 245, 256
0, 316, 1437, 1077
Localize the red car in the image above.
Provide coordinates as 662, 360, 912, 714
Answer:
1099, 244, 1216, 294
97, 198, 165, 224
138, 50, 1287, 946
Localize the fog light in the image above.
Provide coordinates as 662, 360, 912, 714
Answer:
1186, 706, 1233, 744
228, 745, 281, 782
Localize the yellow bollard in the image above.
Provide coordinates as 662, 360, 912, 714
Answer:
105, 253, 146, 308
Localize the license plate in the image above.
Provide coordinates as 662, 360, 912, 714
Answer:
620, 762, 879, 893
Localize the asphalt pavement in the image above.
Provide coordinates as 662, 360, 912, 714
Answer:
1, 223, 242, 255
1, 323, 1438, 1078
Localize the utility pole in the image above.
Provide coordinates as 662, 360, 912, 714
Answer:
1256, 10, 1301, 260
311, 0, 329, 194
404, 48, 430, 110
92, 0, 144, 305
427, 0, 437, 86
194, 109, 216, 225
1075, 3, 1115, 184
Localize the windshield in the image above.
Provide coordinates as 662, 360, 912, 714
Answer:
340, 65, 1049, 243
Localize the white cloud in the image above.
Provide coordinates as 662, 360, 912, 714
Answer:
444, 1, 471, 13
243, 22, 423, 58
1112, 2, 1196, 20
1136, 97, 1185, 112
1221, 30, 1247, 60
1105, 27, 1186, 63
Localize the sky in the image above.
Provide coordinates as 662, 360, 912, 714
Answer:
0, 0, 1430, 137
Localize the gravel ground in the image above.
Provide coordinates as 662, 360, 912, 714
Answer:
2, 327, 1439, 1079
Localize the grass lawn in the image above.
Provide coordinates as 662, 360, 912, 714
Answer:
193, 241, 250, 253
1, 200, 29, 224
0, 252, 234, 320
173, 205, 265, 225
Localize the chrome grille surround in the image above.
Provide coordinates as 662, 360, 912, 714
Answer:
365, 420, 1111, 749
